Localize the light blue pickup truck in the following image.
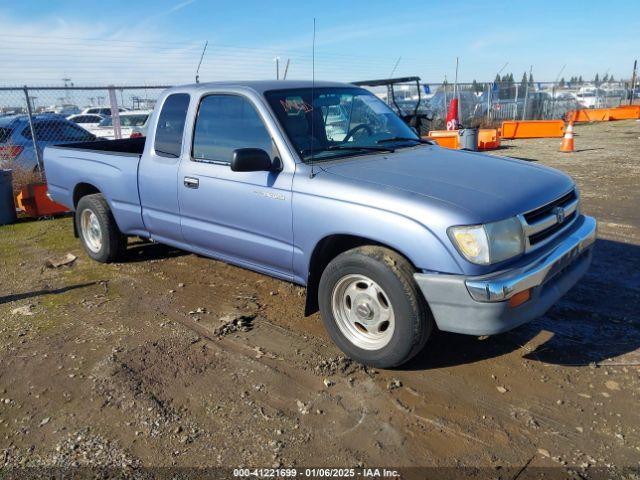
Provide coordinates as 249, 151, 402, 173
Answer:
44, 81, 596, 367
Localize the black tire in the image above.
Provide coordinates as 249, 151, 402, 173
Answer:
318, 246, 433, 368
75, 194, 126, 263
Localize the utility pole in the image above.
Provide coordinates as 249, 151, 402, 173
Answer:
275, 57, 280, 80
283, 59, 290, 80
630, 59, 638, 106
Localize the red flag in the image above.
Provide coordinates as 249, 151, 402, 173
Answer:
446, 98, 459, 131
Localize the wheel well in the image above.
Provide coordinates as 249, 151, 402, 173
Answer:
72, 183, 101, 238
73, 183, 100, 208
304, 234, 412, 316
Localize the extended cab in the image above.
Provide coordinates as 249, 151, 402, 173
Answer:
44, 81, 596, 368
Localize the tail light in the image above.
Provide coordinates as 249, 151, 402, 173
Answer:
0, 145, 24, 160
130, 132, 144, 139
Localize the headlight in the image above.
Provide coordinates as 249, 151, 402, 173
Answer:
449, 217, 524, 265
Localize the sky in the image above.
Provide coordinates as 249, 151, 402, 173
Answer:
0, 0, 638, 87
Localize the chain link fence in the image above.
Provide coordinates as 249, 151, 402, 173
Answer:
0, 86, 166, 185
1, 81, 638, 179
364, 80, 639, 132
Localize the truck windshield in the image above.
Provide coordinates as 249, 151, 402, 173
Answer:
265, 87, 422, 162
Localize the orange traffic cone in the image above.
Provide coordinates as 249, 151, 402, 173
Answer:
560, 123, 574, 153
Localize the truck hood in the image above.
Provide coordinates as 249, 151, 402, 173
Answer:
320, 146, 575, 222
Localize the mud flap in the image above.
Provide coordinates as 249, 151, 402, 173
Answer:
72, 213, 79, 238
304, 285, 318, 316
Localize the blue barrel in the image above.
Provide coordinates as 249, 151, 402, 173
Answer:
0, 169, 17, 225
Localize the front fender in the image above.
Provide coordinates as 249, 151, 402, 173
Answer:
292, 191, 464, 285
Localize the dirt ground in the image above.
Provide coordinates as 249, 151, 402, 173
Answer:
0, 120, 639, 477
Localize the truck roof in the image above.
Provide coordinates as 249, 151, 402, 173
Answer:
165, 80, 356, 94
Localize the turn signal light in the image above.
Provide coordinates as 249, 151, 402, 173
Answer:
509, 289, 531, 308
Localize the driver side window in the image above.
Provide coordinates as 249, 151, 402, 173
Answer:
192, 94, 272, 164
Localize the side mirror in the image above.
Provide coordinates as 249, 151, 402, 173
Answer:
230, 148, 273, 172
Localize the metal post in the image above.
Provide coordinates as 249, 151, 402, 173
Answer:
108, 86, 122, 140
23, 86, 44, 178
443, 81, 448, 118
522, 66, 531, 121
630, 59, 637, 106
513, 84, 519, 119
487, 83, 492, 122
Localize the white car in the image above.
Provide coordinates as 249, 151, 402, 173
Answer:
92, 110, 152, 139
67, 113, 106, 134
573, 87, 606, 109
80, 106, 129, 116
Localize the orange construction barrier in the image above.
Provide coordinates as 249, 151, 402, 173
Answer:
15, 183, 69, 218
424, 129, 501, 151
569, 108, 610, 122
501, 120, 565, 139
425, 130, 460, 149
559, 123, 575, 153
608, 105, 640, 120
477, 129, 501, 150
568, 105, 640, 123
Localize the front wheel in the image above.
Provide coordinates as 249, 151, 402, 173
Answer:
318, 246, 433, 368
76, 194, 126, 263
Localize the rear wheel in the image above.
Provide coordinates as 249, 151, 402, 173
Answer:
318, 246, 432, 368
76, 194, 126, 263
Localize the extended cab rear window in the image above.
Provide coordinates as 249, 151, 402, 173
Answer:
154, 93, 190, 158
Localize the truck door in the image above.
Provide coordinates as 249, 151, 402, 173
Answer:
138, 93, 190, 245
178, 93, 294, 278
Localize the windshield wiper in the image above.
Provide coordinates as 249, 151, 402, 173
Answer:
376, 137, 434, 144
327, 145, 395, 153
300, 145, 395, 159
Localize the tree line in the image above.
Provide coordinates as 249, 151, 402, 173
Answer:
464, 72, 619, 93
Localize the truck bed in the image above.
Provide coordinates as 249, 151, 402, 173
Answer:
52, 137, 146, 156
44, 137, 147, 237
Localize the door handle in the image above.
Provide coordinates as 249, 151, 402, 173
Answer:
184, 177, 199, 189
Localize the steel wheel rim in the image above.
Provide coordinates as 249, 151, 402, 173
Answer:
331, 274, 395, 350
80, 209, 102, 253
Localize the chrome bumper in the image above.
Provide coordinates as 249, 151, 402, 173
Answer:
466, 214, 597, 302
413, 215, 596, 336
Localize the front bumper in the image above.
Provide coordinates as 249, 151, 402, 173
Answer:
414, 215, 596, 335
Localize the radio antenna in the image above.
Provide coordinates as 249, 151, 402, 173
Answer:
195, 40, 208, 83
309, 18, 316, 178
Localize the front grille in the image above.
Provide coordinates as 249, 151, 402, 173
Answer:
524, 190, 577, 224
529, 210, 577, 245
520, 189, 579, 251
